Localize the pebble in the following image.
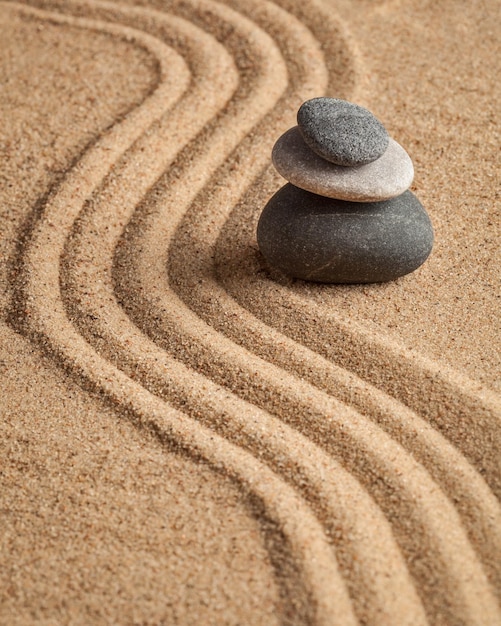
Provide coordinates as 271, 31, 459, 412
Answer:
272, 127, 414, 202
257, 185, 433, 283
297, 97, 389, 166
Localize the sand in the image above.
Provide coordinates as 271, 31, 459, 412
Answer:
0, 0, 499, 624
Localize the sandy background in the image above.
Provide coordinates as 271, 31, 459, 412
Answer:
1, 0, 500, 624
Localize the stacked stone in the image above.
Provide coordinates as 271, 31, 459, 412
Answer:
257, 98, 434, 283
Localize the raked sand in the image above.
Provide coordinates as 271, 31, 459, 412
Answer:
0, 0, 500, 624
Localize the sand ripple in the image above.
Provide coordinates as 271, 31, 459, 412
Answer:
8, 0, 501, 624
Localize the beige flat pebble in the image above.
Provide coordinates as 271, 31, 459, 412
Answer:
272, 127, 414, 202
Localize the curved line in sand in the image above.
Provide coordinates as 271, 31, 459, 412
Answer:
90, 4, 501, 625
170, 204, 501, 607
106, 5, 501, 626
53, 2, 439, 625
10, 2, 358, 624
9, 0, 501, 624
222, 255, 501, 488
11, 0, 422, 620
204, 170, 501, 593
52, 2, 501, 626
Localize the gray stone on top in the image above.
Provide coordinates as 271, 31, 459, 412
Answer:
272, 127, 414, 202
257, 185, 433, 284
297, 98, 389, 166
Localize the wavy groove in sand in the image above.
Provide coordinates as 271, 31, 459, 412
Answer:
54, 2, 441, 624
54, 1, 426, 623
67, 6, 499, 626
9, 0, 501, 625
10, 2, 358, 624
99, 4, 500, 625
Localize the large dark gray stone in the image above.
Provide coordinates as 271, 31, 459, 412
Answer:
257, 185, 433, 283
297, 98, 389, 166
